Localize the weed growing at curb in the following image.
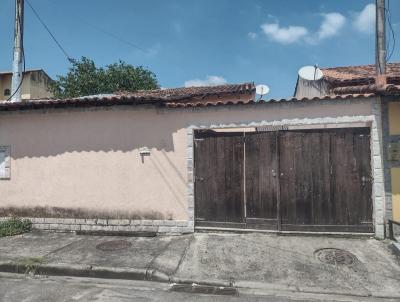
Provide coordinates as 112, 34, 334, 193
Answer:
0, 217, 32, 237
15, 257, 45, 275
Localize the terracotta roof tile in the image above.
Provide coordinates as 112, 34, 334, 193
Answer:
331, 84, 400, 95
322, 63, 400, 85
118, 83, 255, 100
0, 81, 382, 112
0, 83, 256, 111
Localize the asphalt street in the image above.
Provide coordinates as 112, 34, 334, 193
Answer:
0, 273, 399, 302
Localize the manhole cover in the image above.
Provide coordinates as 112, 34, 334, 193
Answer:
96, 240, 131, 251
314, 248, 357, 266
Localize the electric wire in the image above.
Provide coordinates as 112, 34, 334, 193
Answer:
26, 0, 74, 62
40, 0, 148, 54
80, 20, 148, 53
6, 2, 26, 102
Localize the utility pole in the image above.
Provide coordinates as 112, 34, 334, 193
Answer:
376, 0, 386, 85
10, 0, 24, 102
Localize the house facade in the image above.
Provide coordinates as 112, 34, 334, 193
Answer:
0, 83, 388, 238
0, 69, 53, 101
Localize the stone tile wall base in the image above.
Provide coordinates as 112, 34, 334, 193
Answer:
0, 217, 194, 235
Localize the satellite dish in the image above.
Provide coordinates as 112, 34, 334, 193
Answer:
256, 84, 270, 97
298, 65, 324, 81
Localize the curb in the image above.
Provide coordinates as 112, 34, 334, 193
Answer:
1, 262, 399, 300
0, 261, 231, 288
0, 262, 156, 282
389, 242, 400, 256
235, 280, 400, 300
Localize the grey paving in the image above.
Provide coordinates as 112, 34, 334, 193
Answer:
0, 232, 81, 261
44, 234, 191, 272
174, 233, 400, 298
0, 231, 400, 299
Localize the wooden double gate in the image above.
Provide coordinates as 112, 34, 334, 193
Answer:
194, 128, 373, 233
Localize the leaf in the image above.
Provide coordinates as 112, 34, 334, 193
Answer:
49, 57, 159, 98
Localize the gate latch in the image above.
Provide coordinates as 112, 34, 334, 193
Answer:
361, 175, 372, 186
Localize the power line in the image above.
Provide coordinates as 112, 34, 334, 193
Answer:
80, 21, 148, 53
25, 0, 74, 62
40, 0, 148, 54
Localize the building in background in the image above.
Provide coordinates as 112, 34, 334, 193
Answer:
0, 69, 53, 101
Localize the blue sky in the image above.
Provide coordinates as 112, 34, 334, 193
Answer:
0, 0, 399, 98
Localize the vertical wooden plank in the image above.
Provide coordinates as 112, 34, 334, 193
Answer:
194, 131, 245, 225
329, 128, 373, 228
276, 131, 281, 231
279, 131, 295, 225
194, 136, 208, 221
245, 132, 278, 229
351, 129, 373, 224
311, 131, 331, 225
215, 136, 226, 221
316, 132, 332, 225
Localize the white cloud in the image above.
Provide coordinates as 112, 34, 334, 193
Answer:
254, 4, 375, 45
184, 76, 227, 87
261, 23, 308, 44
316, 13, 346, 40
248, 32, 257, 39
258, 11, 349, 45
353, 3, 375, 33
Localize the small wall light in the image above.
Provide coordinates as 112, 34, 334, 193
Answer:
139, 147, 151, 163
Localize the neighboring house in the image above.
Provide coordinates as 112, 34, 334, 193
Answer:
0, 69, 53, 101
0, 82, 388, 238
294, 63, 400, 230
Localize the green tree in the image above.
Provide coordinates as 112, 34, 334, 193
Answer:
50, 57, 159, 98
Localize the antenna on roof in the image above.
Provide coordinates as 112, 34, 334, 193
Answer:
256, 84, 270, 100
298, 65, 324, 81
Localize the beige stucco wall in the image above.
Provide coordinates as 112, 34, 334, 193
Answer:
0, 73, 31, 100
0, 97, 379, 222
0, 107, 189, 219
0, 75, 13, 99
28, 71, 53, 99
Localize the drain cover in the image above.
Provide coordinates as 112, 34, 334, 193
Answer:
96, 240, 131, 251
314, 248, 357, 266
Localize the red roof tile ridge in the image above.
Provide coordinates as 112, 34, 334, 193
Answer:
322, 62, 400, 71
117, 82, 255, 95
0, 82, 255, 106
321, 62, 400, 83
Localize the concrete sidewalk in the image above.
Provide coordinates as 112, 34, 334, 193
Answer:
0, 231, 399, 299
